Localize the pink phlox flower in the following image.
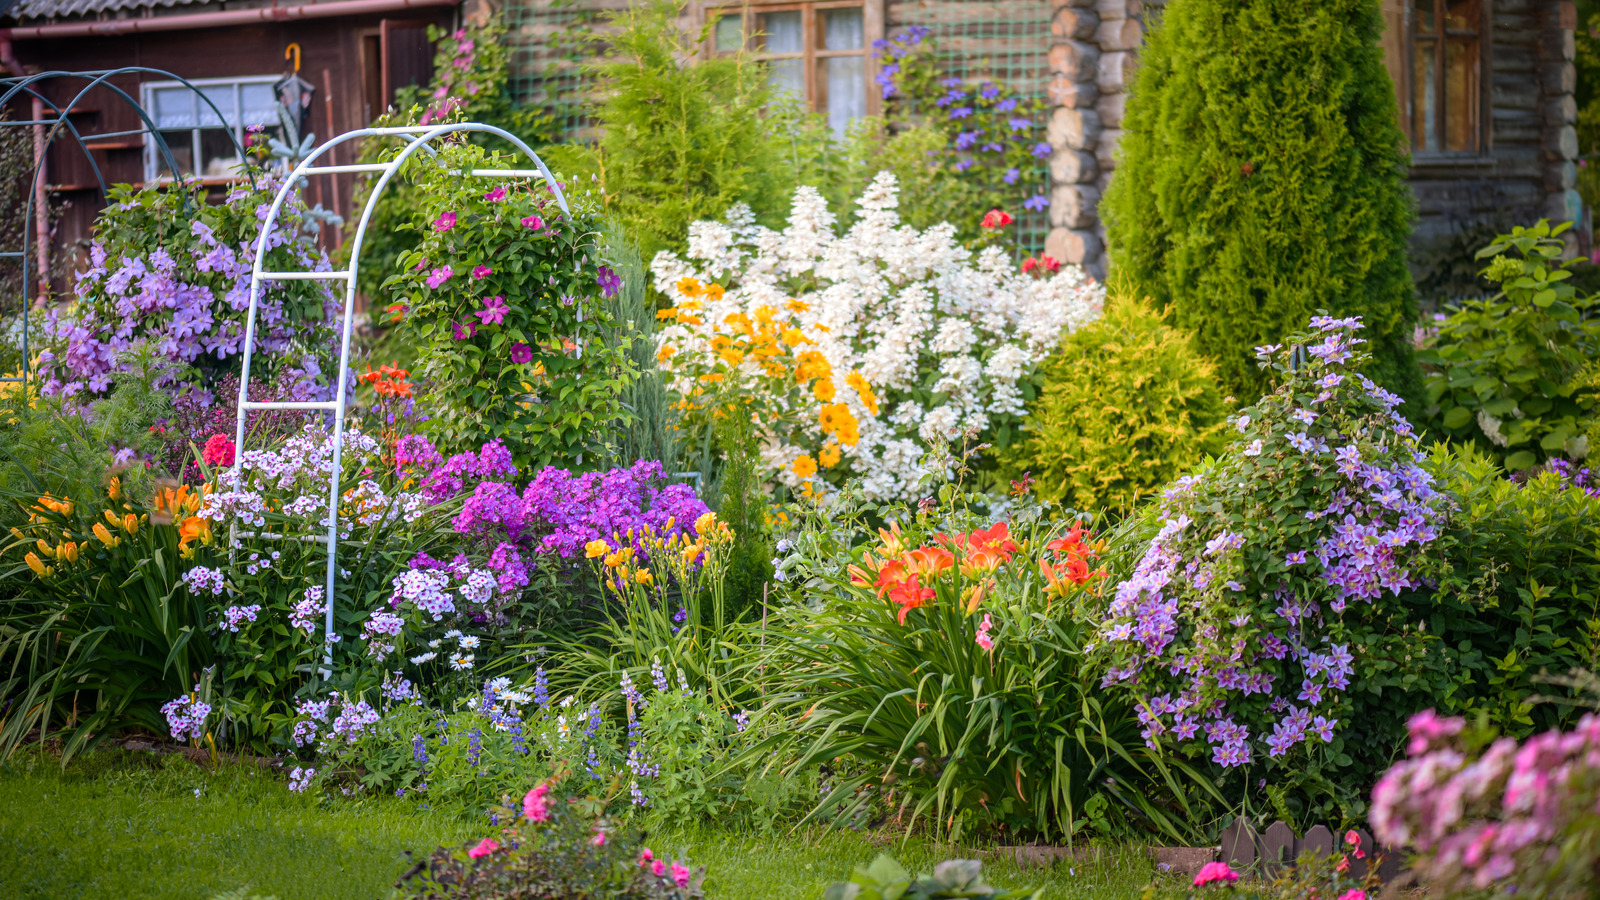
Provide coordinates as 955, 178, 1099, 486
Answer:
426, 266, 453, 289
521, 215, 544, 230
468, 838, 500, 858
1192, 862, 1238, 886
671, 862, 690, 888
477, 295, 509, 325
522, 783, 550, 821
472, 265, 493, 280
484, 185, 507, 203
433, 211, 457, 233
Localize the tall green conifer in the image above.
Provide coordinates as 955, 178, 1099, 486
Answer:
1103, 0, 1421, 403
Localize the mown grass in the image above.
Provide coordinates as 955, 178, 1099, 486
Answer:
0, 748, 1184, 900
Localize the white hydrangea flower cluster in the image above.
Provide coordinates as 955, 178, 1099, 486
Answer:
651, 173, 1105, 501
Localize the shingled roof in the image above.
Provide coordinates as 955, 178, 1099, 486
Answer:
6, 0, 311, 24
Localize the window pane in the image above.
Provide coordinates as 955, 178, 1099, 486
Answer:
198, 85, 233, 128
152, 88, 197, 128
758, 11, 803, 54
1444, 0, 1477, 31
821, 56, 865, 136
714, 13, 744, 52
822, 7, 864, 50
240, 83, 278, 130
1414, 0, 1435, 33
154, 130, 195, 175
1413, 43, 1436, 152
768, 58, 805, 98
1444, 39, 1477, 151
200, 129, 241, 177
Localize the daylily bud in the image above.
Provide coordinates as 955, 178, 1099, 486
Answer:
24, 552, 51, 577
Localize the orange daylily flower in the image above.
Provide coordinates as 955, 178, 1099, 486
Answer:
888, 574, 935, 624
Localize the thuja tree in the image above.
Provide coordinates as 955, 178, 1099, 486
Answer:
1103, 0, 1420, 406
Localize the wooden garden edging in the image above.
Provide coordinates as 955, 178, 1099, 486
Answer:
1220, 816, 1405, 882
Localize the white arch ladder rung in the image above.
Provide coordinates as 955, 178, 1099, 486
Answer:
230, 123, 572, 675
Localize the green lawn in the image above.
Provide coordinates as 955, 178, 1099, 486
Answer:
0, 748, 1176, 900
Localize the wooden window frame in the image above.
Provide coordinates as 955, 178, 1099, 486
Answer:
698, 0, 884, 119
1389, 0, 1493, 163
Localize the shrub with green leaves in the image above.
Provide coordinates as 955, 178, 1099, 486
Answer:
381, 141, 636, 469
1419, 221, 1600, 469
994, 294, 1229, 517
1411, 444, 1600, 739
1102, 0, 1419, 405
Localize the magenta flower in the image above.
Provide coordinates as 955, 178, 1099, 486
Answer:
433, 211, 457, 232
477, 295, 509, 325
484, 185, 507, 202
426, 265, 453, 289
451, 321, 477, 341
472, 265, 492, 280
671, 863, 690, 888
521, 215, 544, 229
596, 265, 621, 298
510, 343, 532, 364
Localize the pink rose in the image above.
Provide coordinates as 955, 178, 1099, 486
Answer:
468, 838, 500, 858
1338, 892, 1366, 900
522, 783, 550, 822
651, 859, 666, 877
671, 863, 690, 888
637, 848, 654, 867
1193, 862, 1238, 887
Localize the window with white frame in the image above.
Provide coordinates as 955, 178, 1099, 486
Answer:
142, 76, 280, 182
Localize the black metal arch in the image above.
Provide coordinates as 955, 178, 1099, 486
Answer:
0, 67, 259, 389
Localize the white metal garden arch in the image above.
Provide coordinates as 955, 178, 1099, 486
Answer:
232, 123, 572, 672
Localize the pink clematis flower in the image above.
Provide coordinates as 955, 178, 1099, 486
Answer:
523, 783, 550, 822
521, 215, 544, 230
484, 185, 507, 203
468, 838, 500, 858
426, 265, 453, 289
1193, 862, 1238, 887
510, 343, 533, 364
472, 265, 493, 280
477, 295, 509, 325
451, 321, 477, 341
433, 211, 457, 232
671, 863, 690, 888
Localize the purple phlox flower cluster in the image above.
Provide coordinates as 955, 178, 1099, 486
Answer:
396, 434, 443, 475
290, 586, 323, 634
221, 604, 261, 632
330, 698, 380, 744
184, 566, 227, 596
288, 767, 316, 793
1547, 459, 1600, 499
382, 675, 418, 705
292, 696, 333, 746
1371, 709, 1600, 893
161, 691, 211, 742
420, 439, 520, 504
391, 568, 455, 621
362, 609, 405, 658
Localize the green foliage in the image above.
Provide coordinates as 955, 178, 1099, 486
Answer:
1102, 0, 1419, 405
547, 0, 805, 261
381, 141, 636, 469
1412, 444, 1600, 740
995, 294, 1229, 517
1419, 221, 1600, 470
824, 855, 1040, 900
600, 222, 683, 472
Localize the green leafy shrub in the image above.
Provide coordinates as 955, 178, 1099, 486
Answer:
546, 0, 805, 261
994, 294, 1229, 516
381, 141, 636, 468
1411, 444, 1600, 739
1102, 0, 1419, 405
825, 855, 1039, 900
1418, 221, 1600, 469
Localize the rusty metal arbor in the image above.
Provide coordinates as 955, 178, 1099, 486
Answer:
0, 67, 251, 387
233, 123, 571, 672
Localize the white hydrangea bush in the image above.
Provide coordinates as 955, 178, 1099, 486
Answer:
650, 173, 1105, 501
